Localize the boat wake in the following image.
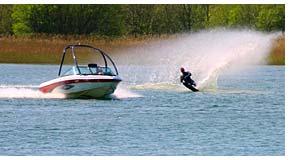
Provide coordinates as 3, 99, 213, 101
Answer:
0, 85, 142, 100
111, 86, 143, 99
129, 82, 266, 94
131, 82, 182, 91
0, 85, 65, 99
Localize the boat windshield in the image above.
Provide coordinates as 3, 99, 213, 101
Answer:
62, 66, 116, 76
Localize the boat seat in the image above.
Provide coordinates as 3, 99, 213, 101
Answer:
88, 63, 98, 68
88, 63, 100, 74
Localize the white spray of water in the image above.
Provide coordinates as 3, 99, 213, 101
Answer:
115, 29, 281, 90
0, 85, 141, 99
111, 86, 143, 99
0, 85, 65, 99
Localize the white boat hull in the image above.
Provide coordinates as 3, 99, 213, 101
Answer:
39, 75, 121, 99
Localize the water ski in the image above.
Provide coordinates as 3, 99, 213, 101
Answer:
182, 82, 199, 92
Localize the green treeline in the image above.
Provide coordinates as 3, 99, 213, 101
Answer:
0, 4, 284, 36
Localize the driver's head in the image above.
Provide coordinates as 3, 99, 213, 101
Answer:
180, 67, 185, 73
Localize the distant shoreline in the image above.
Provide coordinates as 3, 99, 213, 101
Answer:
0, 34, 284, 65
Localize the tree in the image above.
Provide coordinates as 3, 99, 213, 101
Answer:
207, 5, 232, 28
124, 4, 157, 36
96, 5, 125, 36
28, 4, 102, 34
11, 5, 33, 35
0, 5, 13, 35
9, 4, 285, 36
255, 5, 285, 31
150, 5, 183, 35
178, 4, 193, 31
227, 5, 259, 28
191, 5, 208, 30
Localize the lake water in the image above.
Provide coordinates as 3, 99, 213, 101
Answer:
0, 64, 284, 156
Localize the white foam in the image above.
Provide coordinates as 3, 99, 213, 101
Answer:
131, 82, 183, 91
112, 86, 143, 99
0, 85, 65, 99
0, 85, 141, 100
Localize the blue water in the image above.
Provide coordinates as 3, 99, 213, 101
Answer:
0, 64, 284, 155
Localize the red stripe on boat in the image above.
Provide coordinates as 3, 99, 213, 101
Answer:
39, 79, 121, 93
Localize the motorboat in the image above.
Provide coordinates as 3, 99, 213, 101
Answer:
39, 44, 122, 99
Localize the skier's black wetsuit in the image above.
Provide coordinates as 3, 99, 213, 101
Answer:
180, 71, 196, 86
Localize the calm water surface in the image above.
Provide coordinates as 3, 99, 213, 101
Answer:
0, 64, 284, 155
